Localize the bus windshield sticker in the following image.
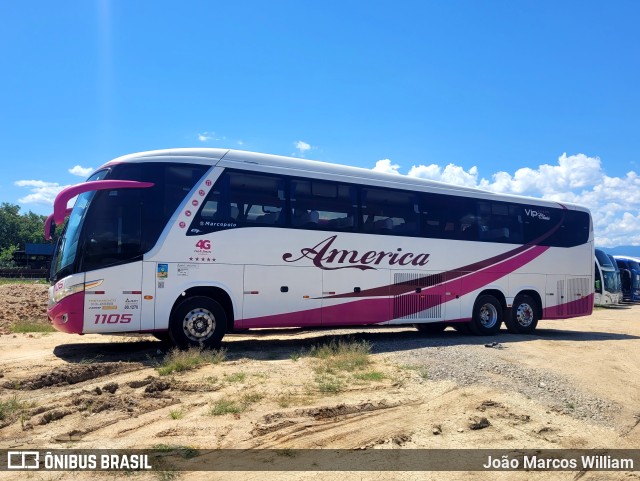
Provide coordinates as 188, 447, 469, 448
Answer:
157, 264, 169, 279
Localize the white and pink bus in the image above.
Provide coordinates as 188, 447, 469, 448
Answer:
45, 149, 594, 348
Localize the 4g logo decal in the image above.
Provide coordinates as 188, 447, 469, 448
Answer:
192, 239, 215, 262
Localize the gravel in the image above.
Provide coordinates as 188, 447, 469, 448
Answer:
377, 332, 619, 427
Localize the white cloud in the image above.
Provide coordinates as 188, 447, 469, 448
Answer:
372, 159, 401, 175
409, 163, 480, 188
14, 180, 68, 205
198, 132, 214, 142
372, 153, 640, 248
293, 140, 312, 157
68, 165, 93, 177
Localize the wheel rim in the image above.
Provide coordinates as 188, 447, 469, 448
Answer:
515, 303, 534, 327
479, 303, 498, 329
182, 308, 216, 342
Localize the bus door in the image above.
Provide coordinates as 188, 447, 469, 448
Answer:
141, 261, 157, 331
242, 265, 322, 326
83, 262, 143, 333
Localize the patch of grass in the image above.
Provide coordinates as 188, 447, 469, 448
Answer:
169, 409, 184, 420
152, 444, 197, 458
210, 398, 243, 416
224, 372, 246, 383
0, 395, 34, 424
315, 373, 345, 394
353, 370, 385, 382
210, 391, 264, 416
308, 338, 378, 394
152, 444, 174, 452
241, 392, 265, 404
157, 347, 226, 376
310, 338, 372, 374
10, 321, 55, 334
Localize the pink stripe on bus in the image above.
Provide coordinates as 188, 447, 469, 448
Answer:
240, 245, 551, 328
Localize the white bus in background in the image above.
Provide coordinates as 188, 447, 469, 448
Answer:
45, 149, 594, 348
594, 249, 622, 306
607, 254, 623, 304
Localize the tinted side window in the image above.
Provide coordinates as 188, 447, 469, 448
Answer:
477, 201, 524, 244
421, 193, 477, 240
361, 188, 419, 235
291, 179, 357, 231
191, 171, 285, 234
538, 210, 590, 247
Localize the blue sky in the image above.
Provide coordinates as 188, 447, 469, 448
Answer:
1, 1, 639, 247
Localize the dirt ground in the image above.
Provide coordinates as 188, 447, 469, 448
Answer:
0, 283, 48, 334
1, 283, 640, 481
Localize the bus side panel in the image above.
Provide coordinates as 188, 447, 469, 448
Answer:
508, 273, 545, 305
151, 263, 244, 331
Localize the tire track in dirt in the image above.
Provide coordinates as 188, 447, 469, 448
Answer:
246, 400, 418, 448
2, 362, 144, 390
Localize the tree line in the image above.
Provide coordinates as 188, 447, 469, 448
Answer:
0, 203, 60, 268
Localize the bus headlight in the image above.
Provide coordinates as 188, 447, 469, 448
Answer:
53, 282, 86, 303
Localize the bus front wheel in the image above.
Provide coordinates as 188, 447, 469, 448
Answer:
469, 295, 503, 335
169, 296, 227, 349
506, 294, 539, 334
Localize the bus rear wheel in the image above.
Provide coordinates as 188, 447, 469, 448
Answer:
469, 295, 502, 335
506, 294, 539, 334
169, 296, 227, 349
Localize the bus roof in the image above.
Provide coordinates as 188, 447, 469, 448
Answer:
100, 148, 590, 213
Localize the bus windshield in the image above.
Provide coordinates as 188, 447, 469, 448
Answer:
595, 249, 614, 268
49, 163, 209, 282
50, 170, 110, 281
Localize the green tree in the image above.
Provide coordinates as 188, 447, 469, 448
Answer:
0, 245, 18, 268
0, 203, 54, 253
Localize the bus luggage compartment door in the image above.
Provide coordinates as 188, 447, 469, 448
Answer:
242, 265, 322, 327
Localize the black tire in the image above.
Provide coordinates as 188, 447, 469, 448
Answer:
169, 296, 227, 349
506, 294, 539, 334
414, 322, 447, 334
469, 295, 503, 336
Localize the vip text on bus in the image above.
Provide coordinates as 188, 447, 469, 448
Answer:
45, 149, 594, 348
